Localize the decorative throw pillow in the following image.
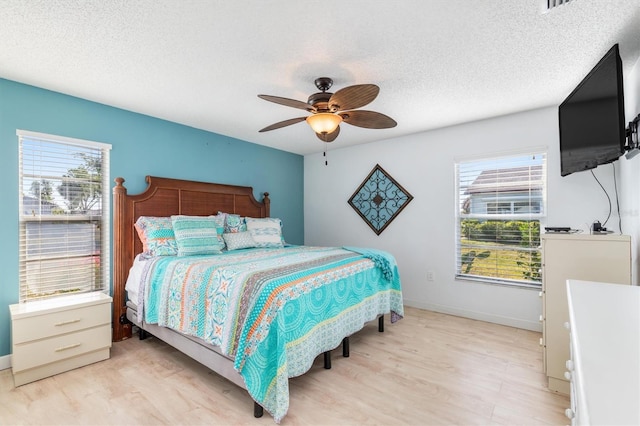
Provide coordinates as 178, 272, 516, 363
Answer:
223, 231, 256, 251
134, 216, 178, 256
217, 211, 247, 233
245, 217, 284, 248
171, 215, 225, 256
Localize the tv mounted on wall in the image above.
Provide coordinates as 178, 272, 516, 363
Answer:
558, 44, 626, 177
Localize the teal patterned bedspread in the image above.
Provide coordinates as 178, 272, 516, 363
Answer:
137, 245, 404, 423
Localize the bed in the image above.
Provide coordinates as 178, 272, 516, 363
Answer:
111, 176, 404, 423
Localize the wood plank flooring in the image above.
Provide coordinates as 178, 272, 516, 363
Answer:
0, 307, 569, 425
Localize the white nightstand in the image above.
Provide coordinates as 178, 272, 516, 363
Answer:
10, 292, 112, 386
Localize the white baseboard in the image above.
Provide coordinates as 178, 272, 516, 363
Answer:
0, 354, 11, 371
403, 299, 542, 332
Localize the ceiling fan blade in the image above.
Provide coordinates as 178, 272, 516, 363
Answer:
259, 116, 307, 132
328, 84, 379, 111
340, 110, 397, 129
316, 126, 340, 142
258, 94, 314, 111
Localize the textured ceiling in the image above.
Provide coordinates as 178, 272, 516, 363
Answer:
1, 1, 639, 155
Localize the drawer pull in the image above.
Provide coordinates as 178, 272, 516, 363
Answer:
564, 371, 572, 381
563, 321, 571, 331
54, 318, 81, 326
565, 408, 575, 419
566, 359, 574, 371
55, 343, 81, 352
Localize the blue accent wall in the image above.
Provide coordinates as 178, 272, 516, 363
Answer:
0, 78, 304, 358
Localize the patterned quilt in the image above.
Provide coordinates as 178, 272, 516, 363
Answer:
136, 245, 404, 423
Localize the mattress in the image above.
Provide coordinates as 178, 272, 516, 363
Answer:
124, 254, 147, 305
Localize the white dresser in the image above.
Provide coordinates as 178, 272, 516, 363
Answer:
541, 233, 631, 394
10, 292, 112, 386
566, 280, 640, 425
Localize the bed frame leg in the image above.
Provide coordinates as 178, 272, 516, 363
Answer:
254, 402, 263, 418
342, 337, 350, 357
379, 315, 384, 332
324, 351, 331, 369
139, 328, 149, 340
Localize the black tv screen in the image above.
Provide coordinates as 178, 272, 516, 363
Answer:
559, 44, 625, 176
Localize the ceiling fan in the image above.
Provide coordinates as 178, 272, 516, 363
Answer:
258, 77, 397, 143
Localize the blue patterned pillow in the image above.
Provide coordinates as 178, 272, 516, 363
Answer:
245, 217, 284, 248
223, 231, 256, 251
171, 215, 225, 256
134, 216, 178, 256
217, 211, 247, 233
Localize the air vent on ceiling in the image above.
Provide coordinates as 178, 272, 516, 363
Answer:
543, 0, 572, 12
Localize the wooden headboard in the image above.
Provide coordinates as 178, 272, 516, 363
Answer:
112, 176, 270, 341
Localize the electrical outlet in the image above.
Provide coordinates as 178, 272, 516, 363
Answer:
427, 270, 434, 282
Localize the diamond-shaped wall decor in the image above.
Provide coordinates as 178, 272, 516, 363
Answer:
348, 164, 414, 235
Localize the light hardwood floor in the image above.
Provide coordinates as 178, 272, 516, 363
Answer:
0, 307, 569, 425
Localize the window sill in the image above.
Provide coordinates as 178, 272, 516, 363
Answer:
455, 274, 541, 289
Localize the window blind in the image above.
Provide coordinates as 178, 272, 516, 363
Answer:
455, 151, 546, 287
18, 130, 111, 302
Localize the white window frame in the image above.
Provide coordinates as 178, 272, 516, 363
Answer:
18, 130, 111, 302
455, 149, 546, 288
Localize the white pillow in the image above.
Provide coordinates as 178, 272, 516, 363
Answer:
245, 217, 284, 248
223, 231, 256, 251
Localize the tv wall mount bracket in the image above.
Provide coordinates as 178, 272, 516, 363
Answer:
624, 113, 640, 159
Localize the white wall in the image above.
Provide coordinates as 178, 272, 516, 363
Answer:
619, 55, 640, 283
305, 105, 629, 332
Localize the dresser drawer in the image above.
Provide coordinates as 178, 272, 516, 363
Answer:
12, 323, 111, 372
11, 302, 111, 344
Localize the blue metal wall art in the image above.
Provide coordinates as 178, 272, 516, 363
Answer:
348, 164, 414, 235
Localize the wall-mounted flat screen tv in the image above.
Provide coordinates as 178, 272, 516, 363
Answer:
558, 44, 625, 177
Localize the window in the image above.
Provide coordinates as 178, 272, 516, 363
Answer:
18, 130, 111, 302
455, 150, 546, 287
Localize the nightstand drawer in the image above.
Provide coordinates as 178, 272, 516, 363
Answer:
12, 323, 111, 372
11, 302, 111, 344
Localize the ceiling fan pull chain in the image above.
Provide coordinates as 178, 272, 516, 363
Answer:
324, 145, 328, 166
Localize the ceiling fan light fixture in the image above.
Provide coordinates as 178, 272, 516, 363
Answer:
258, 78, 395, 142
306, 113, 342, 134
